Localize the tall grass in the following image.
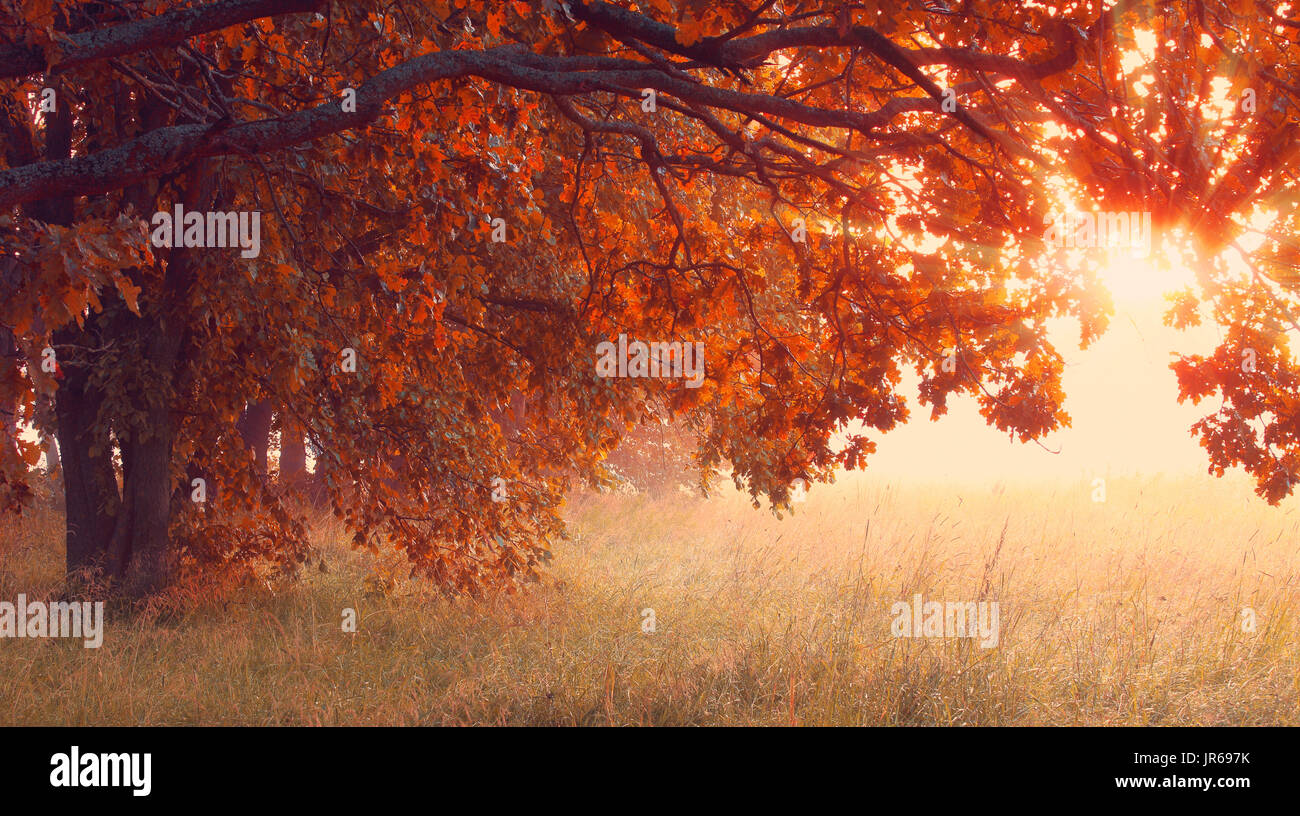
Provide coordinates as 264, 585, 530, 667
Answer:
1, 472, 1296, 725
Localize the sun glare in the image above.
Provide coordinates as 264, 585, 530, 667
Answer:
1095, 252, 1198, 304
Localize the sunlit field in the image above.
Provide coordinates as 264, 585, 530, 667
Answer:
2, 471, 1296, 726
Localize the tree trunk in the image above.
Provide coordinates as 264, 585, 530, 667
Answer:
38, 77, 119, 587
237, 401, 274, 473
54, 333, 121, 582
0, 331, 19, 462
104, 157, 210, 594
110, 394, 179, 596
280, 415, 306, 484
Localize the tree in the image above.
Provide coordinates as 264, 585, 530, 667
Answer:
1, 0, 1297, 596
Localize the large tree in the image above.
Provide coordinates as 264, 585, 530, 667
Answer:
1, 0, 1297, 595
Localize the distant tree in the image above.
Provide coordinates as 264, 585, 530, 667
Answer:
602, 405, 709, 496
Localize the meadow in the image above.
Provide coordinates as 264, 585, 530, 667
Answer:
1, 472, 1297, 726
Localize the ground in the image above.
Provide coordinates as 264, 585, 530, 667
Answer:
1, 472, 1296, 725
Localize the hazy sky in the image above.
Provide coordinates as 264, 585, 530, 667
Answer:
867, 261, 1226, 484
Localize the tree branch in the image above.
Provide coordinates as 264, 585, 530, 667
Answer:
0, 0, 326, 80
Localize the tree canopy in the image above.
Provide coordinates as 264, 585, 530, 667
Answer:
1, 0, 1298, 596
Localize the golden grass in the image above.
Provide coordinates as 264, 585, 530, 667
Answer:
1, 472, 1297, 725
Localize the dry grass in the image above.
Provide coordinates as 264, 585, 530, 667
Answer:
1, 472, 1297, 725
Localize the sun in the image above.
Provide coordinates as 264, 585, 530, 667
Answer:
1094, 208, 1280, 307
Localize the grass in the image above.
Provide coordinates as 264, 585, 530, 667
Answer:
1, 471, 1297, 725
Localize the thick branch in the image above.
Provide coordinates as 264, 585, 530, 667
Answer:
0, 46, 953, 208
0, 0, 325, 80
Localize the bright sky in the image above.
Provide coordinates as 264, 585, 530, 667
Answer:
867, 253, 1227, 485
863, 20, 1275, 489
